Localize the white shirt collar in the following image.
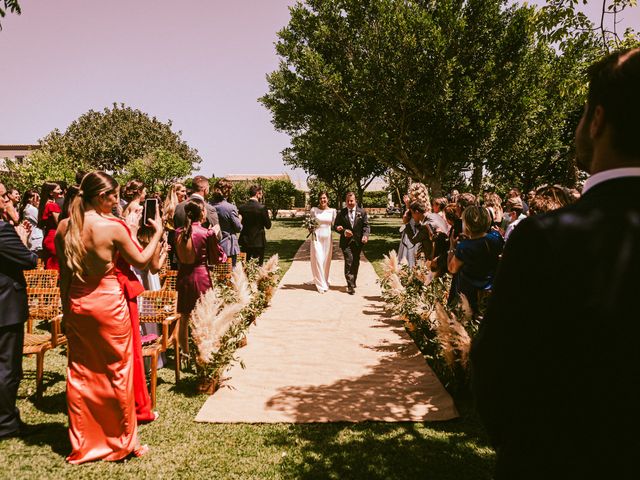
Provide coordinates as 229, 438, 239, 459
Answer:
582, 167, 640, 194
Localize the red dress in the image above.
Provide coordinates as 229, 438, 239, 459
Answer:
42, 201, 61, 270
66, 269, 138, 463
107, 218, 156, 423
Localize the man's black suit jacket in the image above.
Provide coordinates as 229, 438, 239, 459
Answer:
0, 221, 38, 328
238, 200, 271, 249
334, 207, 370, 249
470, 176, 640, 478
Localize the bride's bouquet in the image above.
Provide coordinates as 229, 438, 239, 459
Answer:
303, 213, 319, 241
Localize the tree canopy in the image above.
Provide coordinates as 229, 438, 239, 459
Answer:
261, 0, 637, 195
38, 103, 201, 176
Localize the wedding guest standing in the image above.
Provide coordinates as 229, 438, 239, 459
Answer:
173, 176, 220, 238
334, 192, 370, 295
238, 185, 271, 265
38, 182, 63, 270
55, 171, 162, 463
19, 190, 43, 252
122, 180, 146, 218
175, 198, 218, 357
212, 179, 242, 266
2, 187, 20, 224
0, 183, 40, 439
471, 48, 640, 478
163, 182, 187, 267
447, 206, 503, 312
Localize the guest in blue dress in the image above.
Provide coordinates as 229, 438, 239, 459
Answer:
447, 206, 504, 313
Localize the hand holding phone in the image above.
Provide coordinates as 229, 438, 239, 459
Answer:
142, 198, 158, 226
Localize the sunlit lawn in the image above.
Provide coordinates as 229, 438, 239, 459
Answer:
0, 217, 495, 479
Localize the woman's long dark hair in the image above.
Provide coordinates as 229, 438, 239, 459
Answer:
19, 190, 38, 223
179, 197, 205, 243
60, 185, 81, 221
37, 182, 59, 229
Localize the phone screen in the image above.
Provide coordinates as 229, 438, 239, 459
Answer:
142, 198, 158, 226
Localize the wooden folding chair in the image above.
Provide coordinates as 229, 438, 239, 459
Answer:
160, 270, 178, 291
26, 286, 62, 334
22, 288, 66, 400
137, 290, 180, 408
24, 270, 59, 289
212, 258, 233, 284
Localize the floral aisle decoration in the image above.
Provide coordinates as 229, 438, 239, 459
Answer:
189, 255, 282, 394
189, 264, 251, 394
379, 249, 479, 394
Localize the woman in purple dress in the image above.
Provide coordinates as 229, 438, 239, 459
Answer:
175, 197, 217, 358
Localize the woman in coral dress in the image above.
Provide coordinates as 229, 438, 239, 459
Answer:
175, 197, 218, 357
38, 182, 63, 270
55, 171, 163, 464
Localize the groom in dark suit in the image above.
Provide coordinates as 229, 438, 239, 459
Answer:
471, 48, 640, 478
334, 192, 370, 294
0, 183, 39, 439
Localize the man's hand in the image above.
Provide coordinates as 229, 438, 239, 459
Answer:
336, 225, 344, 232
361, 235, 368, 244
344, 229, 353, 238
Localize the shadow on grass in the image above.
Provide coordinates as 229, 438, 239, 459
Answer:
21, 421, 70, 458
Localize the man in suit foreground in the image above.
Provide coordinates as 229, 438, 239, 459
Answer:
471, 48, 640, 478
0, 183, 40, 439
238, 185, 271, 265
334, 192, 370, 295
173, 175, 221, 239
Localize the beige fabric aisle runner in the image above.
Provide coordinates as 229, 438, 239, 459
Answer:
195, 241, 458, 423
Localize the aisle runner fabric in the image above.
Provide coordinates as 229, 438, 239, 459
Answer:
195, 241, 459, 423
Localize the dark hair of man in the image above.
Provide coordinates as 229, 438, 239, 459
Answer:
433, 197, 448, 211
345, 191, 356, 199
443, 203, 459, 223
409, 201, 427, 214
456, 193, 476, 209
586, 48, 640, 158
75, 171, 87, 185
249, 185, 262, 197
192, 175, 209, 194
212, 178, 233, 202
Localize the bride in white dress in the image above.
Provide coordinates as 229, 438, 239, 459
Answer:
309, 192, 336, 293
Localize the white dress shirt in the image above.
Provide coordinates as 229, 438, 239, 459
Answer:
582, 167, 640, 194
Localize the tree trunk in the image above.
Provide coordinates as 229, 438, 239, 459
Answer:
472, 160, 483, 194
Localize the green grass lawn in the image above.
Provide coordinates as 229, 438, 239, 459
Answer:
0, 216, 495, 479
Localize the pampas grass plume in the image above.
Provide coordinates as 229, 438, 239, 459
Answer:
382, 250, 400, 278
190, 288, 224, 366
232, 264, 252, 308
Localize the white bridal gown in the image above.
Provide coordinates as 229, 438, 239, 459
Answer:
310, 206, 336, 293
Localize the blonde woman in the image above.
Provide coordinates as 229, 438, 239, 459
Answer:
163, 182, 187, 267
55, 171, 162, 464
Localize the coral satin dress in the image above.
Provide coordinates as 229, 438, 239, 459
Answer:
65, 267, 139, 464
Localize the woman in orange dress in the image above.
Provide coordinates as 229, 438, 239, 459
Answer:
56, 171, 163, 464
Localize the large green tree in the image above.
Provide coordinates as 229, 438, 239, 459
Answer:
117, 148, 194, 194
38, 103, 201, 175
261, 0, 637, 195
0, 0, 20, 30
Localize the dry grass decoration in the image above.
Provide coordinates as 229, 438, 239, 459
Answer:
379, 249, 478, 393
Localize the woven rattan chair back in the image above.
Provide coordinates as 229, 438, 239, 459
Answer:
26, 287, 62, 334
24, 270, 59, 289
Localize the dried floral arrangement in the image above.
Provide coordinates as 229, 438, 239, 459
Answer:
189, 255, 281, 393
379, 249, 479, 394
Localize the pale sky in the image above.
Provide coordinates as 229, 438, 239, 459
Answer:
1, 1, 638, 181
